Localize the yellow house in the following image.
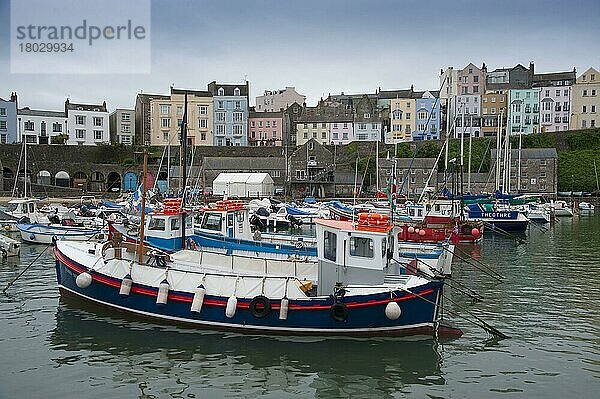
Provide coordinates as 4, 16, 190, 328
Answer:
295, 121, 330, 146
150, 88, 213, 146
389, 97, 416, 143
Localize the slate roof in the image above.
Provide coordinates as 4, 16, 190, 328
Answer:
207, 81, 249, 96
532, 70, 576, 87
203, 156, 285, 170
18, 108, 65, 117
66, 100, 107, 112
248, 109, 284, 118
378, 89, 414, 99
171, 88, 212, 97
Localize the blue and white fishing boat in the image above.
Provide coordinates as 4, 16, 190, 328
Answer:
53, 212, 460, 337
17, 223, 102, 244
465, 203, 529, 232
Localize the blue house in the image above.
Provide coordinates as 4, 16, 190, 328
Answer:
413, 91, 441, 141
208, 81, 249, 146
0, 93, 18, 143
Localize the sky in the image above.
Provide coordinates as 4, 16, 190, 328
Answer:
1, 0, 599, 112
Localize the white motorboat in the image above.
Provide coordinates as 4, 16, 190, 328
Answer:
579, 202, 595, 212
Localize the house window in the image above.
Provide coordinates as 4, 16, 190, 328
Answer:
296, 170, 305, 180
121, 135, 132, 144
583, 90, 588, 96
218, 88, 225, 96
75, 115, 85, 125
0, 108, 5, 116
0, 121, 6, 130
233, 112, 243, 122
323, 231, 337, 262
322, 123, 326, 129
233, 125, 243, 135
234, 88, 240, 96
218, 101, 224, 109
94, 130, 103, 140
163, 132, 169, 141
121, 113, 130, 122
592, 105, 597, 113
592, 120, 597, 128
235, 100, 241, 109
406, 113, 411, 120
160, 105, 170, 115
76, 129, 85, 139
93, 117, 103, 127
176, 106, 183, 115
350, 237, 373, 258
216, 112, 226, 122
321, 131, 326, 139
161, 118, 171, 128
24, 121, 34, 131
199, 105, 208, 115
199, 119, 207, 129
216, 125, 225, 134
122, 125, 130, 133
201, 132, 206, 141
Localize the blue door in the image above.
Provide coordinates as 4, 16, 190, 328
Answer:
227, 213, 234, 238
123, 172, 138, 192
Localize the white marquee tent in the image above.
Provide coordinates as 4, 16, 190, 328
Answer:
212, 173, 274, 198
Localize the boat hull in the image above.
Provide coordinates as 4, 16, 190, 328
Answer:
54, 246, 447, 337
18, 223, 101, 244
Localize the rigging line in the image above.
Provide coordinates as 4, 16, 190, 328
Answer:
481, 221, 526, 245
397, 284, 509, 339
440, 245, 505, 281
451, 244, 506, 280
11, 141, 24, 197
2, 244, 52, 294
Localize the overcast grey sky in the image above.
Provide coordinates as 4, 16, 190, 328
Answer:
1, 0, 599, 111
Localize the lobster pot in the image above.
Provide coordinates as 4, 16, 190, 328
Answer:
279, 297, 289, 320
190, 285, 206, 313
119, 274, 133, 297
76, 272, 92, 288
156, 279, 170, 305
225, 295, 237, 318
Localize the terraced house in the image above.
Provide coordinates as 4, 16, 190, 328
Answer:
414, 91, 441, 141
64, 99, 109, 146
533, 68, 576, 132
208, 81, 249, 146
149, 88, 213, 146
0, 93, 18, 143
571, 67, 600, 130
508, 88, 540, 135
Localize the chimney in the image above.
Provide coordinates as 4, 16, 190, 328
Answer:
10, 92, 17, 108
529, 61, 534, 74
102, 100, 106, 111
65, 98, 70, 115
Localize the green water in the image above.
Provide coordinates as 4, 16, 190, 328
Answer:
1, 214, 599, 398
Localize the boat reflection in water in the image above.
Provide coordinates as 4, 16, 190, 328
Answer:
50, 299, 447, 398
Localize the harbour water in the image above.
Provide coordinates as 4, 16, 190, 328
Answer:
1, 214, 599, 398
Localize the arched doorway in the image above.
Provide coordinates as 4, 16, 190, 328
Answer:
37, 170, 51, 185
123, 171, 138, 192
55, 171, 70, 187
107, 172, 121, 193
73, 171, 88, 191
90, 171, 105, 192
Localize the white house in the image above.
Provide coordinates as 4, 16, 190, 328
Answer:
17, 108, 67, 144
65, 99, 109, 145
109, 108, 135, 145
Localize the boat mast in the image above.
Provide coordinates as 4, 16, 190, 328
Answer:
138, 151, 149, 264
517, 127, 522, 192
24, 139, 27, 198
180, 92, 188, 249
375, 139, 379, 194
460, 103, 465, 195
468, 115, 473, 192
167, 138, 171, 193
495, 111, 502, 191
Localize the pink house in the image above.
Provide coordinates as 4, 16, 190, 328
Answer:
329, 120, 354, 144
247, 109, 283, 146
457, 62, 487, 96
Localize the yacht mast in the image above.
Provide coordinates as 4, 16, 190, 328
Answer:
138, 151, 149, 264
180, 92, 188, 249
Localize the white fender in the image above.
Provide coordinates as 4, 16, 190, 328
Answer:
191, 285, 206, 313
156, 279, 169, 305
75, 272, 92, 288
385, 301, 401, 320
225, 295, 237, 318
119, 274, 133, 297
279, 297, 289, 320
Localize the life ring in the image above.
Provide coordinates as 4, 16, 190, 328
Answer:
330, 300, 348, 322
248, 295, 272, 318
294, 240, 304, 249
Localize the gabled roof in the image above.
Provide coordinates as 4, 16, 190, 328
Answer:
65, 100, 107, 112
207, 81, 249, 96
532, 70, 576, 86
171, 88, 212, 97
491, 148, 557, 159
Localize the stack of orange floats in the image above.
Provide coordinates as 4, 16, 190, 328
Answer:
162, 198, 183, 214
356, 213, 391, 232
214, 199, 244, 211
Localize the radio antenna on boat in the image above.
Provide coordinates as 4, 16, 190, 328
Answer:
180, 91, 188, 249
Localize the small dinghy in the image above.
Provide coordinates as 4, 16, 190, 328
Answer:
0, 233, 20, 257
17, 223, 102, 244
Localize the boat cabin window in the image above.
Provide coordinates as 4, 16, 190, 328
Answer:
171, 218, 180, 231
236, 211, 244, 222
350, 237, 374, 258
22, 204, 28, 213
29, 203, 35, 213
6, 203, 17, 212
418, 209, 423, 217
148, 218, 166, 231
201, 213, 222, 232
186, 216, 192, 229
381, 238, 386, 258
323, 230, 336, 262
